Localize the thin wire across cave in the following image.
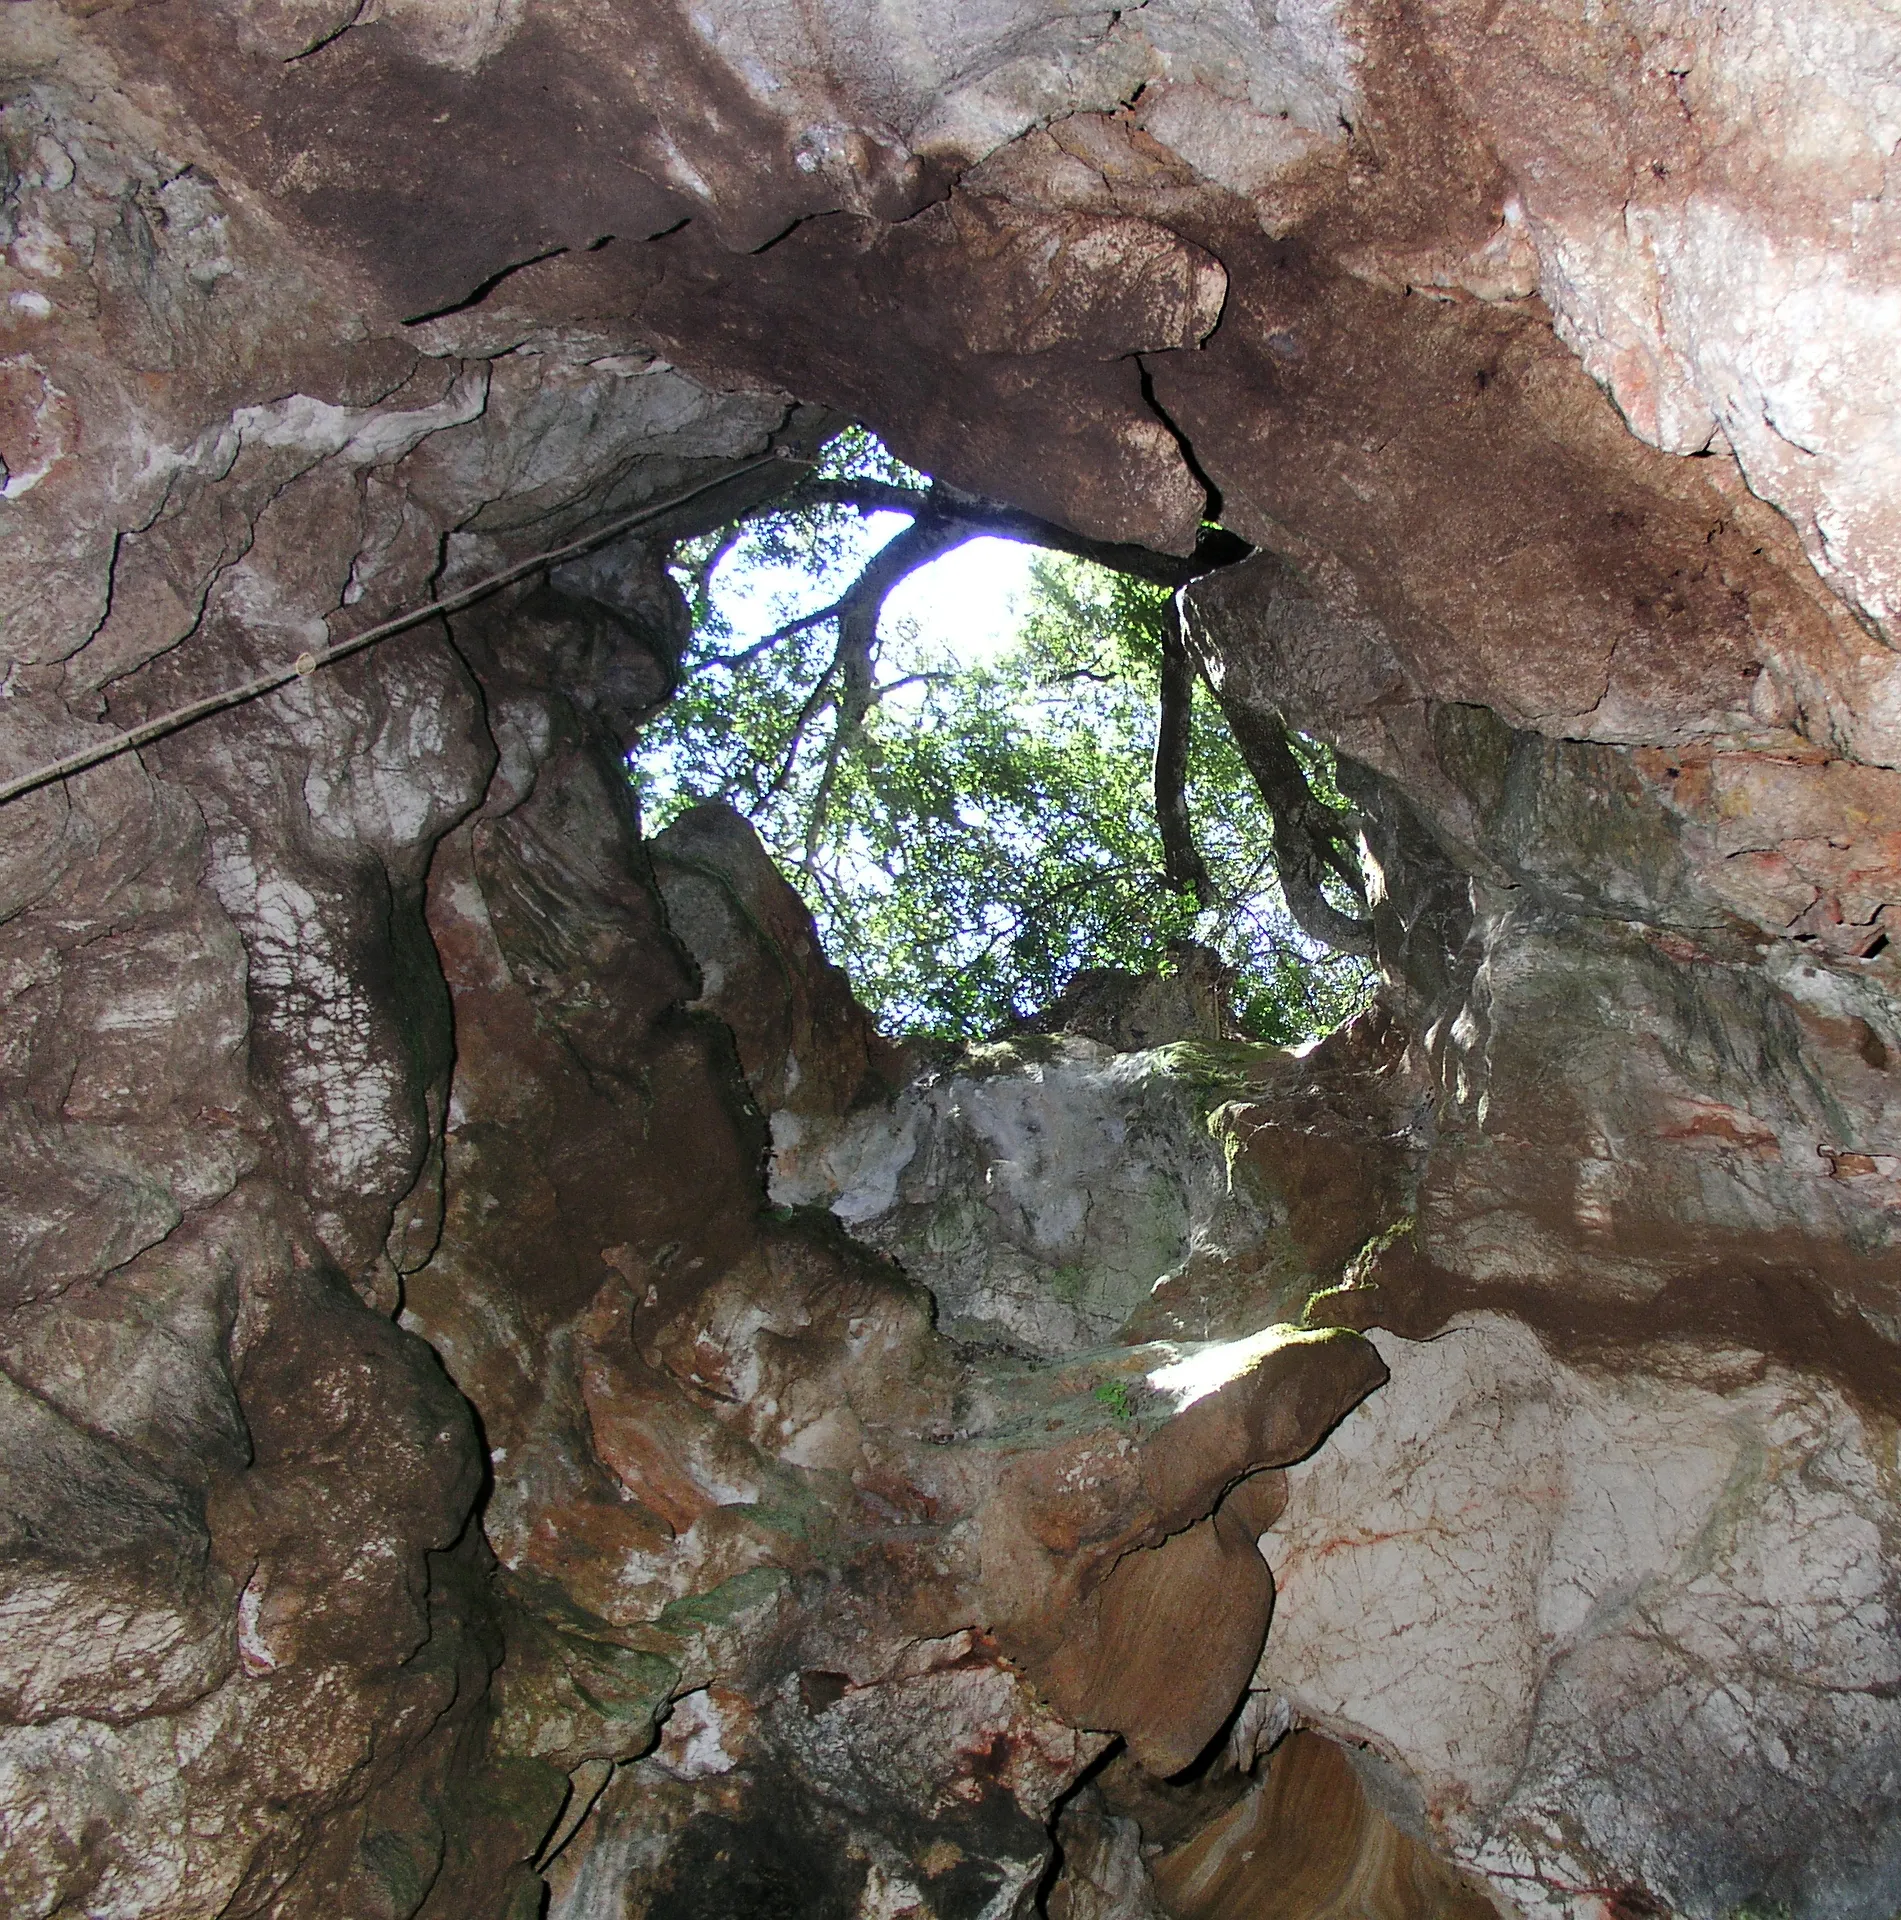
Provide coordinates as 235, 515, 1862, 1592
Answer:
0, 453, 794, 809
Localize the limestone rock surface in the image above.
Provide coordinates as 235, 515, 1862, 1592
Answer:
1257, 1317, 1901, 1920
770, 1034, 1279, 1357
6, 0, 1901, 1911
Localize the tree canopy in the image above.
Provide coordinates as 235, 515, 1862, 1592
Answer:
634, 428, 1375, 1043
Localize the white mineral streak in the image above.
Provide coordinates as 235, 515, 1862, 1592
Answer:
214, 855, 401, 1196
227, 367, 490, 467
598, 0, 1359, 210
650, 1688, 743, 1780
0, 356, 69, 499
1256, 1315, 1901, 1919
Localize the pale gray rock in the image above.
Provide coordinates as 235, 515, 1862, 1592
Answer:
1256, 1315, 1901, 1920
772, 1037, 1280, 1356
1049, 1786, 1169, 1920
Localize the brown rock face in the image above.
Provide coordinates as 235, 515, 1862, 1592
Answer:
1151, 1731, 1502, 1920
4, 0, 1901, 1915
1030, 1469, 1289, 1779
649, 800, 907, 1122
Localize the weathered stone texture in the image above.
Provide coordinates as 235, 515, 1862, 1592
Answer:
1258, 1317, 1901, 1920
5, 0, 1901, 1911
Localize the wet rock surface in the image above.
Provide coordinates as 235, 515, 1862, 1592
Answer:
2, 0, 1901, 1914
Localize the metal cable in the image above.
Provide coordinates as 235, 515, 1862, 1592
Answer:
0, 449, 796, 809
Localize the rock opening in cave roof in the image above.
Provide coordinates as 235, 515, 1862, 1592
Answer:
637, 424, 1374, 1044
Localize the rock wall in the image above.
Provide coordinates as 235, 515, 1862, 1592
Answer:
2, 0, 1900, 1914
1258, 1317, 1901, 1919
663, 799, 1901, 1915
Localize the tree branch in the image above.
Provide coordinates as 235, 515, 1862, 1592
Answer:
781, 477, 1251, 588
1155, 600, 1214, 906
688, 523, 743, 620
798, 515, 970, 868
939, 863, 1151, 993
682, 450, 1261, 908
868, 670, 954, 704
1216, 699, 1376, 958
763, 661, 838, 799
701, 591, 849, 670
783, 477, 933, 518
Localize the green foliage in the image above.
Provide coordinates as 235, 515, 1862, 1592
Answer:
669, 426, 923, 645
1092, 1379, 1137, 1420
636, 432, 1375, 1043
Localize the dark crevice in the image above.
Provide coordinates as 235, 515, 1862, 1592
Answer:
749, 212, 814, 257
283, 0, 370, 64
1137, 354, 1225, 522
1033, 1738, 1125, 1915
403, 247, 569, 326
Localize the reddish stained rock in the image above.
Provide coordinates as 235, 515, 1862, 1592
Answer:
1033, 1483, 1280, 1778
984, 1326, 1386, 1773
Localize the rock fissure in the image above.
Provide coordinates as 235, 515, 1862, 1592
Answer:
1133, 353, 1223, 524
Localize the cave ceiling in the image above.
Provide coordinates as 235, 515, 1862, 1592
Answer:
3, 0, 1901, 1915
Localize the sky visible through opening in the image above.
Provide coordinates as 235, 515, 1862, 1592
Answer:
709, 513, 1036, 670
641, 447, 1377, 1042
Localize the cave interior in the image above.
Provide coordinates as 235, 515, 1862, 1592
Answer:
4, 1, 1901, 1916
